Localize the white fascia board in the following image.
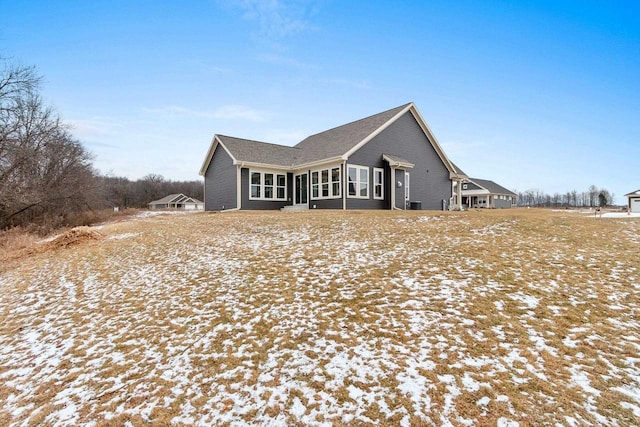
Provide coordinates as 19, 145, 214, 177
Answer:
199, 135, 239, 175
382, 154, 415, 169
450, 171, 469, 180
293, 156, 344, 172
239, 162, 291, 172
408, 105, 460, 177
462, 189, 490, 196
169, 194, 187, 203
342, 104, 414, 159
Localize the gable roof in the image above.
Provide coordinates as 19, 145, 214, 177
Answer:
625, 189, 640, 197
149, 194, 184, 204
450, 162, 469, 179
293, 103, 411, 164
468, 178, 516, 196
149, 193, 203, 205
218, 135, 300, 167
200, 102, 465, 179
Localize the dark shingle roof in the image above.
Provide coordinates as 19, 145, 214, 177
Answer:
625, 189, 640, 196
200, 102, 464, 176
149, 194, 184, 204
470, 178, 516, 196
383, 153, 414, 167
292, 103, 411, 164
218, 135, 300, 167
450, 162, 469, 178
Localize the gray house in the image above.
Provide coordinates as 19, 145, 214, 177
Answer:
148, 194, 204, 210
199, 102, 468, 211
461, 178, 517, 209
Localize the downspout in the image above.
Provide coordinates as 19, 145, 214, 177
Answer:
237, 163, 243, 210
342, 161, 347, 210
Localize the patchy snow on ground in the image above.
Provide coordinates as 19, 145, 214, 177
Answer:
0, 210, 638, 425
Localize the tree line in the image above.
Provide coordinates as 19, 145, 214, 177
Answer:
1, 59, 202, 232
514, 186, 615, 208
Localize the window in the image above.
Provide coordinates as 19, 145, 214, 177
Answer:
331, 167, 340, 197
277, 175, 286, 199
373, 167, 384, 200
251, 172, 261, 198
348, 165, 369, 198
249, 170, 286, 200
311, 166, 341, 199
311, 171, 319, 198
322, 170, 329, 197
264, 173, 274, 198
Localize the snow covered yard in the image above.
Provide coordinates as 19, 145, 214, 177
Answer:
0, 209, 639, 426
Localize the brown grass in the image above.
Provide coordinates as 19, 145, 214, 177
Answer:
0, 226, 104, 269
0, 209, 638, 425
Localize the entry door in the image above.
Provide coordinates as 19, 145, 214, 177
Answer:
295, 174, 308, 205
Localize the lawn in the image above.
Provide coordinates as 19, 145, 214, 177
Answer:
0, 209, 638, 426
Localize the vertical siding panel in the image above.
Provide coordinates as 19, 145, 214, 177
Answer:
204, 145, 237, 211
348, 112, 451, 210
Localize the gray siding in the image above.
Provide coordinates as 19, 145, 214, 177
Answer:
204, 144, 237, 211
493, 198, 512, 209
240, 168, 291, 210
310, 198, 343, 209
348, 112, 451, 210
463, 181, 482, 191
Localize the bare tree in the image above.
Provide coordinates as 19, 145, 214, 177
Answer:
1, 59, 97, 231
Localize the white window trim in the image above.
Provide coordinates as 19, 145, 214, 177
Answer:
373, 167, 384, 200
310, 166, 341, 200
347, 164, 370, 199
249, 169, 288, 201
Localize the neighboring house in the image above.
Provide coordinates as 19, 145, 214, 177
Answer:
461, 178, 517, 209
148, 194, 204, 210
625, 189, 640, 213
199, 102, 468, 211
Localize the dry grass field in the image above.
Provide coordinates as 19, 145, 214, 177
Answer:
0, 209, 638, 426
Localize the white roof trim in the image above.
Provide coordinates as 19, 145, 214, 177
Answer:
342, 103, 413, 159
382, 154, 415, 169
239, 162, 291, 172
341, 103, 465, 180
461, 189, 490, 196
408, 105, 464, 179
199, 135, 238, 176
292, 156, 344, 171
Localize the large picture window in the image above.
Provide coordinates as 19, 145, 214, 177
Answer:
311, 166, 341, 199
348, 165, 369, 199
249, 170, 287, 200
373, 167, 384, 200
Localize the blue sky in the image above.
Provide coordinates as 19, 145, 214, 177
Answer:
2, 1, 639, 203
